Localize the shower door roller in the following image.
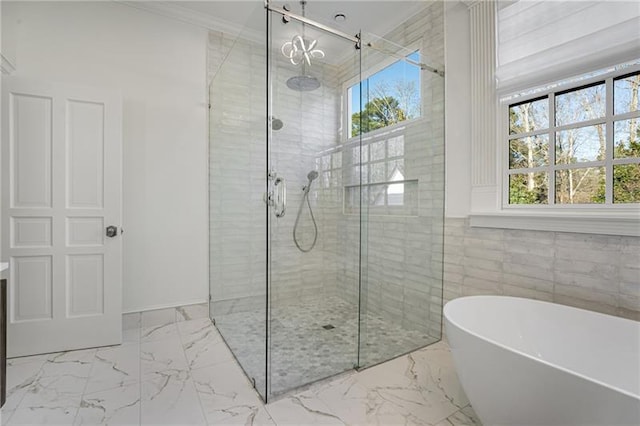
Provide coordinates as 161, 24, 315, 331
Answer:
105, 226, 119, 238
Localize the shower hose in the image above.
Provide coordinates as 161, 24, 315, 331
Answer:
293, 188, 318, 253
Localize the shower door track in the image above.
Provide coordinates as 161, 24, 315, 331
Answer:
265, 0, 361, 46
264, 1, 444, 76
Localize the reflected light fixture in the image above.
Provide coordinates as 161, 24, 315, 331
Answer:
281, 1, 325, 66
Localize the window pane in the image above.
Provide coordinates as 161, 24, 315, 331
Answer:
321, 171, 330, 188
370, 162, 385, 183
353, 165, 368, 184
614, 72, 640, 115
389, 159, 404, 179
509, 172, 548, 204
613, 164, 640, 204
509, 97, 548, 134
352, 146, 361, 164
387, 183, 404, 206
367, 52, 421, 120
614, 119, 640, 159
555, 83, 605, 126
555, 167, 605, 204
556, 124, 605, 164
370, 184, 385, 206
509, 134, 549, 169
351, 51, 421, 136
388, 136, 404, 157
370, 141, 385, 161
331, 152, 342, 169
321, 155, 331, 170
352, 145, 368, 164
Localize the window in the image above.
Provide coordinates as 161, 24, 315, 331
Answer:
317, 150, 342, 189
506, 70, 640, 206
348, 51, 421, 138
344, 131, 418, 215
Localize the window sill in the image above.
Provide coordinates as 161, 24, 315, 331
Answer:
469, 211, 640, 237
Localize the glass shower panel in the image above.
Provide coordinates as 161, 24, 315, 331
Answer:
208, 2, 268, 400
267, 7, 362, 398
358, 32, 445, 367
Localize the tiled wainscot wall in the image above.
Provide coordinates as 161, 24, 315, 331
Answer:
443, 218, 640, 321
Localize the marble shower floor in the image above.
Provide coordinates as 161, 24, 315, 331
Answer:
215, 296, 440, 397
0, 310, 480, 425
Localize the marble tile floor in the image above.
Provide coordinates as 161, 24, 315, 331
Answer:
0, 315, 480, 425
215, 296, 440, 396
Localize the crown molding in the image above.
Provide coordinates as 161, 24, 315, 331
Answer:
1, 53, 15, 75
115, 1, 262, 43
464, 0, 508, 10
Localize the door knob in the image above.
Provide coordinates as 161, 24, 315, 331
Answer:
106, 226, 118, 238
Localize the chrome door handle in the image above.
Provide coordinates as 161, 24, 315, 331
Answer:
274, 176, 286, 217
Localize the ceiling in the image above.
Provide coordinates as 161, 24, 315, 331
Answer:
172, 1, 429, 36
152, 1, 432, 65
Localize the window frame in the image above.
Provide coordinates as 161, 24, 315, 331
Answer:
500, 63, 640, 212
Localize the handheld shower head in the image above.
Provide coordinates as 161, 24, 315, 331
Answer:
302, 170, 319, 195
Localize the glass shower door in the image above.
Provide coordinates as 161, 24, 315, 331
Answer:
357, 34, 446, 368
208, 2, 268, 400
266, 5, 362, 399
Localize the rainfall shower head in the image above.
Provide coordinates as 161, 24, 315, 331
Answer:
286, 75, 321, 91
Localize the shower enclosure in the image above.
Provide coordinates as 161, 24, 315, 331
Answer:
209, 0, 445, 401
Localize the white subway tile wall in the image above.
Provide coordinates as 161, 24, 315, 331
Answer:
209, 32, 268, 310
334, 2, 446, 344
443, 218, 640, 321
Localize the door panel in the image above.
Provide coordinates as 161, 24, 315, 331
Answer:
66, 254, 104, 317
11, 255, 52, 321
66, 99, 105, 209
1, 78, 122, 357
11, 216, 52, 247
10, 93, 53, 208
66, 217, 104, 247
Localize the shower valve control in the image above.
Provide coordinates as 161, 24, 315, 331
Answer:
263, 170, 286, 217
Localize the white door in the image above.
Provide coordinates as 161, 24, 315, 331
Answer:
1, 77, 122, 357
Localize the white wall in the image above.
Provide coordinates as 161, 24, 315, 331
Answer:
2, 1, 209, 312
444, 1, 472, 218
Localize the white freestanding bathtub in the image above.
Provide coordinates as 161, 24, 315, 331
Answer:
444, 296, 640, 426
